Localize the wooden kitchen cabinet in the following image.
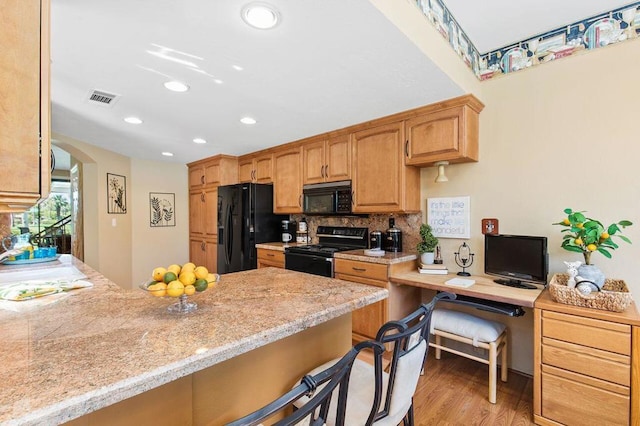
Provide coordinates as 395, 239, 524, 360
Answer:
187, 155, 237, 270
404, 94, 484, 167
302, 133, 351, 184
351, 122, 420, 214
238, 152, 273, 183
0, 0, 50, 212
335, 258, 419, 343
257, 248, 285, 269
189, 155, 237, 189
273, 147, 303, 214
190, 237, 217, 273
534, 290, 640, 426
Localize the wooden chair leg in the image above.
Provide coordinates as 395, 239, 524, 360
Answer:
489, 341, 497, 404
435, 333, 442, 359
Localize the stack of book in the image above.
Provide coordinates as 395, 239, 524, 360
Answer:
418, 263, 448, 274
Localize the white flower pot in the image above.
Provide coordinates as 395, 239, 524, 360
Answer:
420, 252, 435, 265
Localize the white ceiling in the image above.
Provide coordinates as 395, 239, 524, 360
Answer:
50, 0, 636, 166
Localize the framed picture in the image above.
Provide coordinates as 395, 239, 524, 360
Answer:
426, 196, 471, 239
149, 192, 175, 227
107, 173, 127, 214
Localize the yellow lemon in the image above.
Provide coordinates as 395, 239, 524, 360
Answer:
167, 264, 182, 276
562, 218, 570, 225
575, 223, 584, 229
149, 282, 167, 297
179, 271, 197, 287
181, 262, 196, 273
194, 266, 209, 280
152, 267, 167, 282
166, 280, 185, 298
163, 271, 177, 284
184, 285, 196, 296
600, 232, 610, 240
574, 238, 583, 246
587, 244, 597, 252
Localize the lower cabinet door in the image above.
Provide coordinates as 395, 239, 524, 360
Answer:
190, 238, 217, 273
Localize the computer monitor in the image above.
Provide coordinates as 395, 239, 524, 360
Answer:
484, 234, 548, 289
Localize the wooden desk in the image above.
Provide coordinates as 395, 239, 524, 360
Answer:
388, 271, 542, 308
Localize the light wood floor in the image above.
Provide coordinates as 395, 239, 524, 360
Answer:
413, 350, 535, 426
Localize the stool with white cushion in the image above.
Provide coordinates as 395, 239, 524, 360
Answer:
429, 308, 508, 404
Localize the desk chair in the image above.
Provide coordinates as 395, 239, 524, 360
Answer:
429, 308, 508, 404
226, 340, 385, 426
293, 292, 456, 426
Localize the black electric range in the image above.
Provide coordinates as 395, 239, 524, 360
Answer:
284, 226, 368, 277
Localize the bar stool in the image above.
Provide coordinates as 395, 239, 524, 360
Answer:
429, 308, 508, 404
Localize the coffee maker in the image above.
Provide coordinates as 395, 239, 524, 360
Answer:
281, 219, 297, 244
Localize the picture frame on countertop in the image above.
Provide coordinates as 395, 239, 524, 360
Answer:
107, 173, 127, 214
149, 192, 175, 227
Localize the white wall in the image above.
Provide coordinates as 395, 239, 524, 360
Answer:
54, 133, 189, 289
130, 158, 189, 287
420, 39, 640, 374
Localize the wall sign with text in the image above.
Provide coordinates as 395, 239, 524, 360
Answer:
427, 196, 470, 239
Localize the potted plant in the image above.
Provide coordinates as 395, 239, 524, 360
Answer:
553, 208, 632, 288
416, 224, 439, 264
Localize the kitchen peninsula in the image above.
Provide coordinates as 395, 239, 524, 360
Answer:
0, 256, 387, 425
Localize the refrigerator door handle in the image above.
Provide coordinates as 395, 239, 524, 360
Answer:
225, 204, 233, 265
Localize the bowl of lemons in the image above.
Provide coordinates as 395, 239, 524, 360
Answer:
140, 262, 219, 313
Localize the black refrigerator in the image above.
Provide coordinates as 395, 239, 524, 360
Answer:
217, 183, 286, 274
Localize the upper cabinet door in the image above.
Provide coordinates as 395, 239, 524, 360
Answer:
273, 147, 302, 214
254, 153, 273, 183
351, 122, 404, 213
325, 134, 351, 182
404, 95, 483, 167
0, 0, 50, 212
302, 140, 326, 185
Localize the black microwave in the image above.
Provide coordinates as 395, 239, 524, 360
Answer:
302, 180, 352, 215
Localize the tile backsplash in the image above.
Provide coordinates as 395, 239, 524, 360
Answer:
290, 213, 422, 253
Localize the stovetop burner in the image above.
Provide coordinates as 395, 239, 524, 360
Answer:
285, 226, 369, 258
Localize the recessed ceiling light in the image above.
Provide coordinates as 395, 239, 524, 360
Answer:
213, 79, 223, 84
193, 138, 207, 144
232, 65, 244, 71
240, 117, 257, 125
163, 81, 190, 92
241, 3, 280, 30
124, 117, 143, 124
162, 152, 174, 157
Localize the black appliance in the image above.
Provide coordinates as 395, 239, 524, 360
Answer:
217, 183, 287, 274
285, 226, 368, 277
281, 219, 297, 243
302, 180, 352, 215
384, 217, 402, 252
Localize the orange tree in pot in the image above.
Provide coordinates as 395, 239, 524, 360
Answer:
553, 208, 632, 289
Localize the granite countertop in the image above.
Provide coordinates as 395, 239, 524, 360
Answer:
334, 249, 417, 265
255, 242, 309, 252
0, 256, 387, 425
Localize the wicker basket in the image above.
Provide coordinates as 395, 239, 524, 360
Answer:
549, 273, 633, 312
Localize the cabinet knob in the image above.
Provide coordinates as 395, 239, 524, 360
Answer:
298, 194, 302, 207
201, 192, 205, 202
201, 242, 205, 251
352, 267, 366, 272
320, 165, 325, 178
405, 140, 409, 157
201, 175, 205, 184
351, 191, 355, 205
267, 253, 275, 257
324, 164, 328, 178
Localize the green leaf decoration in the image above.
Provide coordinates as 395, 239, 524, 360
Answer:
563, 245, 584, 253
563, 208, 573, 214
619, 220, 633, 227
597, 247, 612, 258
618, 235, 632, 244
573, 212, 586, 222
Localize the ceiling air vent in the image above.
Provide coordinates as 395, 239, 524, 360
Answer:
87, 89, 121, 107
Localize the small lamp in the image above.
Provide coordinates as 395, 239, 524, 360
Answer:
434, 161, 449, 183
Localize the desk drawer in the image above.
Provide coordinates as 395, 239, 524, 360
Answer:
334, 259, 388, 282
542, 337, 630, 386
541, 368, 629, 426
541, 311, 631, 355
